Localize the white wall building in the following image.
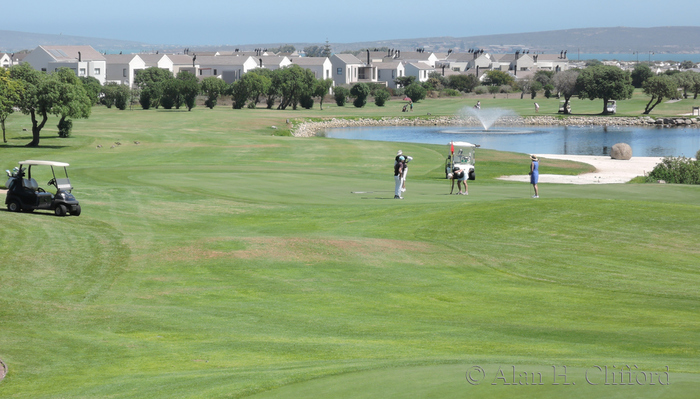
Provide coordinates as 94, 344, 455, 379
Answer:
104, 54, 146, 87
23, 45, 107, 84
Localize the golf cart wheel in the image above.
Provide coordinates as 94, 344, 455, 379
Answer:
7, 200, 21, 212
55, 204, 67, 217
71, 205, 81, 216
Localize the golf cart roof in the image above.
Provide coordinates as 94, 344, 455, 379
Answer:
450, 142, 477, 148
19, 160, 70, 167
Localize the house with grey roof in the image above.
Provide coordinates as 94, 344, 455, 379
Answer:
104, 54, 146, 87
23, 45, 107, 83
405, 62, 434, 83
289, 57, 333, 81
330, 53, 377, 86
139, 54, 173, 71
376, 61, 405, 89
194, 55, 258, 83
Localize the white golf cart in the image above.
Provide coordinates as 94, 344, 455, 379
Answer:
5, 160, 81, 216
606, 100, 617, 114
445, 141, 478, 180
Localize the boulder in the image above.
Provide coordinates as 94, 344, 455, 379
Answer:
611, 143, 632, 160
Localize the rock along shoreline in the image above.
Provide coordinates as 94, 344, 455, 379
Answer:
291, 115, 700, 138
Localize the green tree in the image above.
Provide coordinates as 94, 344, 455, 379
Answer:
484, 70, 514, 87
52, 68, 92, 138
404, 83, 427, 103
160, 79, 183, 109
333, 86, 349, 106
394, 76, 416, 88
533, 70, 554, 87
642, 75, 678, 114
680, 60, 695, 70
113, 84, 132, 111
313, 78, 334, 110
79, 76, 102, 105
9, 63, 51, 146
630, 64, 654, 88
672, 71, 695, 99
576, 65, 634, 114
101, 82, 120, 108
447, 74, 478, 92
529, 81, 543, 99
689, 72, 700, 99
273, 65, 316, 110
0, 68, 23, 143
373, 89, 390, 106
134, 67, 173, 109
350, 83, 371, 108
552, 69, 579, 114
177, 71, 200, 111
201, 77, 227, 109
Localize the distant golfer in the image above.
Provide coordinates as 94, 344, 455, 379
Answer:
396, 150, 412, 193
534, 102, 540, 113
394, 156, 405, 199
449, 166, 468, 195
529, 154, 539, 198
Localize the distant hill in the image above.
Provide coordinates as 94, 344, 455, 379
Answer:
2, 26, 700, 55
0, 30, 152, 53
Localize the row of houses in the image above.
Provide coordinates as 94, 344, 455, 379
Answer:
1, 45, 572, 90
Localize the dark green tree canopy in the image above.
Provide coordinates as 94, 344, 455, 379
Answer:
631, 64, 654, 88
642, 75, 678, 114
576, 65, 634, 114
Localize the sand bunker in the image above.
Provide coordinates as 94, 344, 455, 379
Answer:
498, 154, 664, 184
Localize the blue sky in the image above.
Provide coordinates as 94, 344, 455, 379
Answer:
4, 0, 699, 45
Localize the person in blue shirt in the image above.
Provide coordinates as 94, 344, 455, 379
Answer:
529, 154, 539, 198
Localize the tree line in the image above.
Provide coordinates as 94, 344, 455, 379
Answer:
4, 61, 700, 146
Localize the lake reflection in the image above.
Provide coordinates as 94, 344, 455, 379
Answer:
323, 125, 700, 157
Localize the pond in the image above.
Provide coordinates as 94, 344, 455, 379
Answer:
323, 125, 700, 157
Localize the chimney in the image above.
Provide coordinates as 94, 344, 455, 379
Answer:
367, 49, 370, 65
78, 51, 81, 62
259, 58, 263, 68
193, 54, 196, 67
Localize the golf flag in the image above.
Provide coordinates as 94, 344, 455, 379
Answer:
450, 142, 454, 154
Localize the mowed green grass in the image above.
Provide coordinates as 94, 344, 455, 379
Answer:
1, 99, 699, 398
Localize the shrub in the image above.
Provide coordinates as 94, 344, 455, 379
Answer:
646, 156, 700, 184
57, 118, 72, 138
334, 87, 349, 106
544, 84, 555, 98
404, 83, 427, 102
350, 83, 370, 108
499, 85, 512, 93
474, 85, 488, 95
441, 88, 461, 97
374, 90, 390, 106
299, 94, 314, 109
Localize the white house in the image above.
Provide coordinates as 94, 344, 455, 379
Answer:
0, 53, 11, 68
104, 54, 146, 87
139, 54, 174, 72
23, 45, 107, 84
289, 57, 333, 81
391, 50, 439, 67
194, 55, 259, 83
330, 53, 377, 86
376, 61, 405, 89
405, 62, 434, 83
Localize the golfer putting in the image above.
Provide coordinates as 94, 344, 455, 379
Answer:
445, 141, 478, 195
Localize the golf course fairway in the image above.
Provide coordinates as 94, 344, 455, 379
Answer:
1, 101, 699, 399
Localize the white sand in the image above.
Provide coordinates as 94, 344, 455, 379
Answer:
498, 154, 664, 184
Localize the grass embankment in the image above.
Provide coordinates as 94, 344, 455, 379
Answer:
0, 101, 699, 398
